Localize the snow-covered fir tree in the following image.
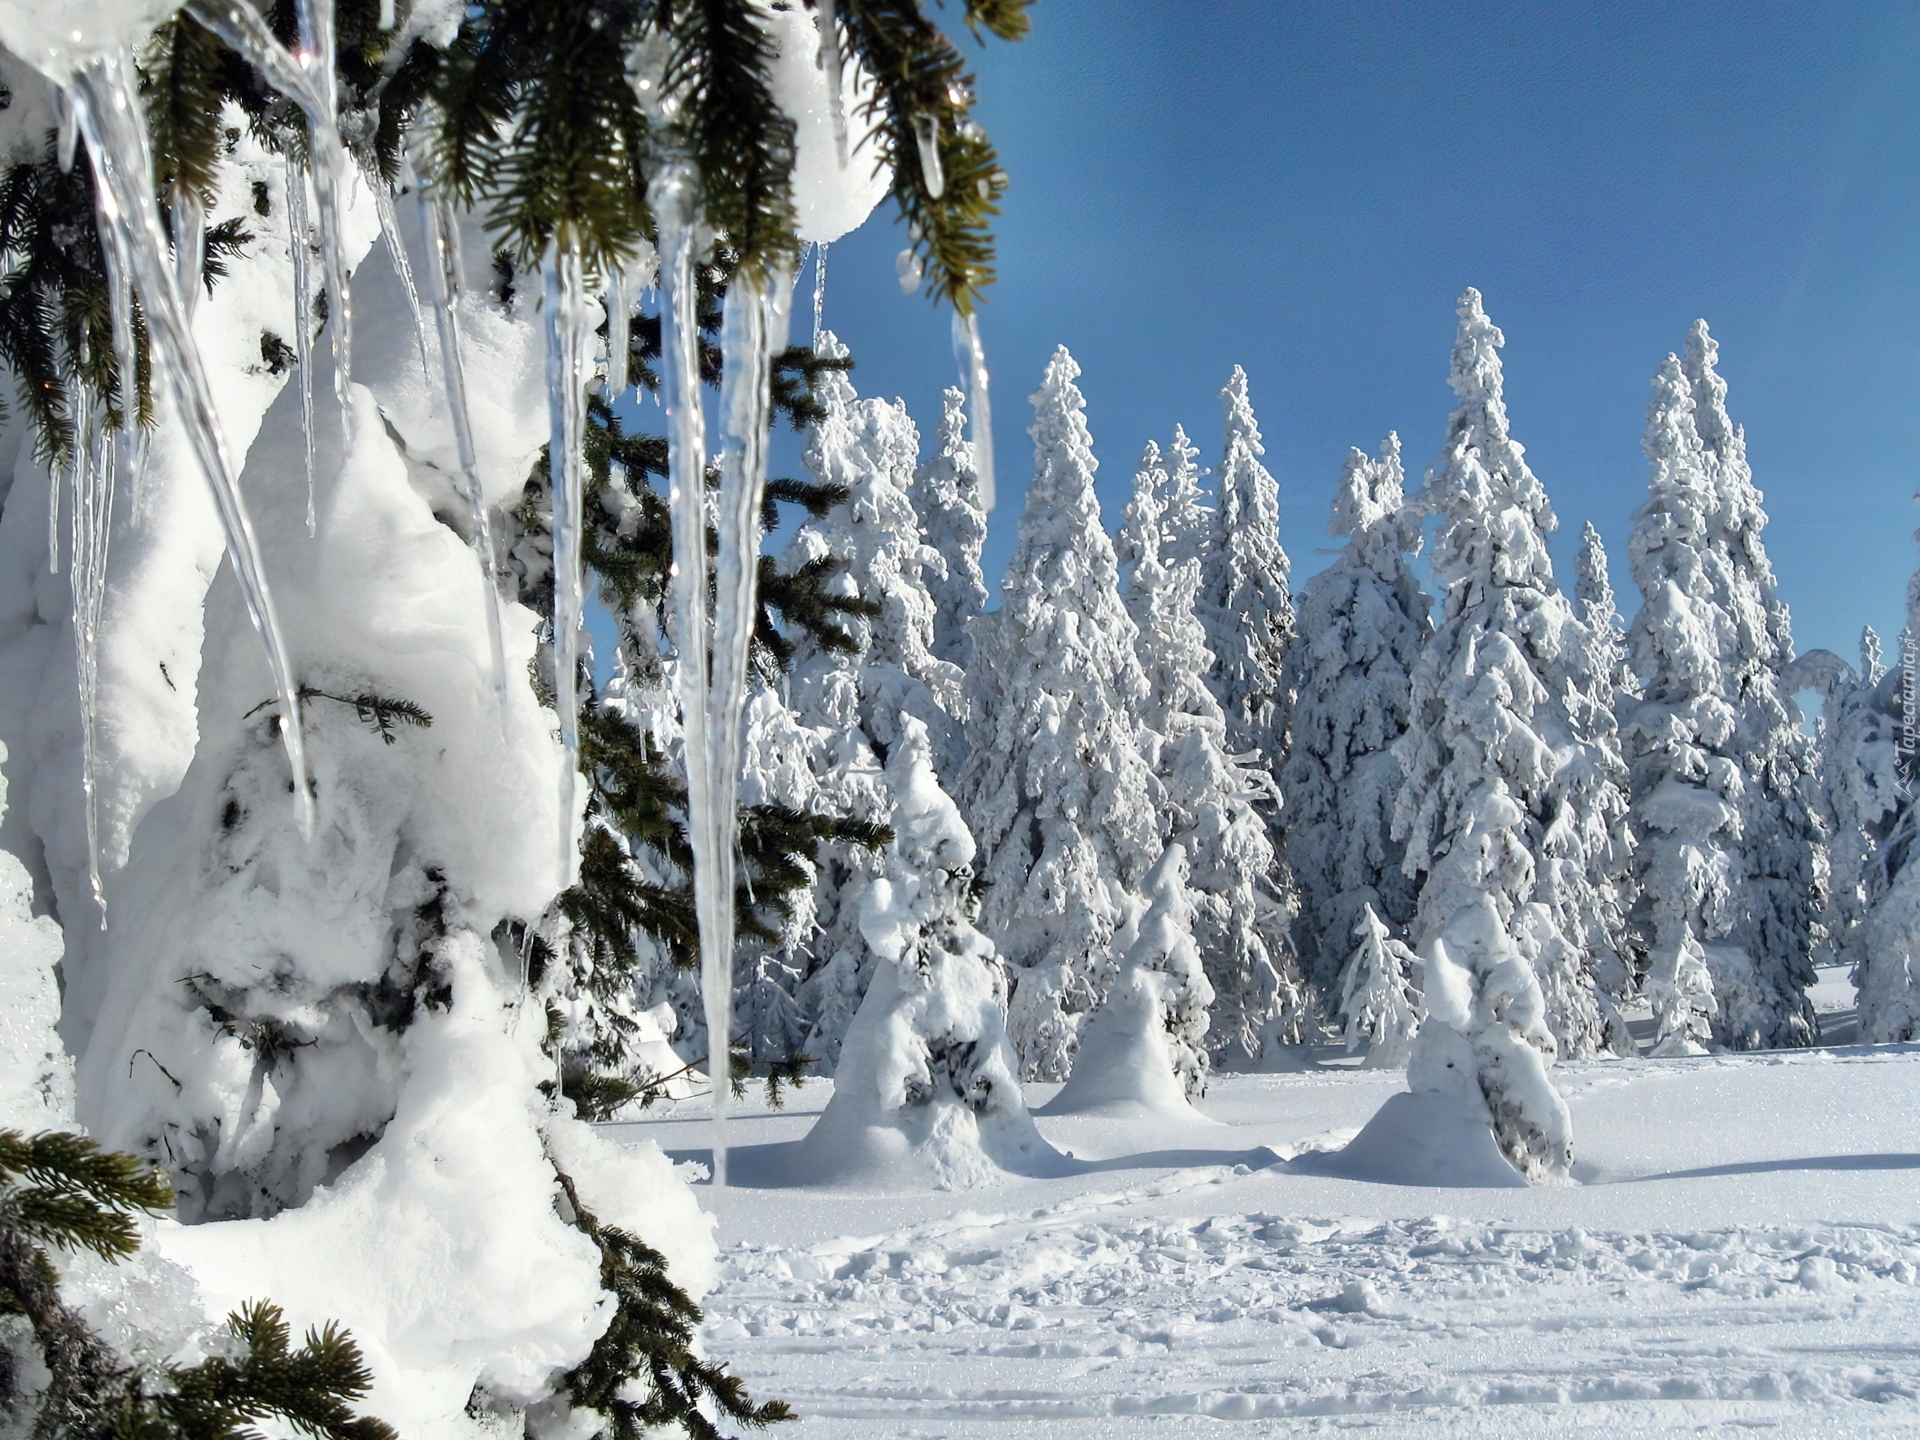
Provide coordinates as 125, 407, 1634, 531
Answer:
961, 346, 1160, 1080
1622, 353, 1741, 1057
781, 332, 967, 1070
1575, 522, 1635, 715
915, 386, 989, 674
1340, 903, 1422, 1069
1200, 367, 1295, 772
792, 717, 1057, 1186
1117, 442, 1301, 1066
1281, 434, 1428, 1006
1158, 424, 1214, 571
1683, 321, 1822, 1049
1391, 288, 1600, 1174
1823, 542, 1920, 1042
1045, 842, 1212, 1110
1647, 922, 1717, 1056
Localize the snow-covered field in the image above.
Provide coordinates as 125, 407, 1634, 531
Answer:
611, 1030, 1920, 1437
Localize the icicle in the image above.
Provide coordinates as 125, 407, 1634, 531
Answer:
812, 241, 827, 348
45, 428, 62, 574
604, 242, 655, 401
951, 309, 995, 510
65, 53, 314, 837
542, 238, 592, 885
378, 0, 395, 28
286, 164, 319, 536
52, 88, 78, 173
817, 0, 848, 169
185, 0, 353, 413
654, 169, 730, 1192
172, 191, 205, 319
372, 178, 431, 376
293, 0, 353, 418
413, 177, 511, 717
69, 394, 114, 925
913, 112, 944, 200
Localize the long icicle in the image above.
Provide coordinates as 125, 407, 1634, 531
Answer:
712, 259, 794, 1193
655, 172, 732, 1192
372, 176, 432, 375
185, 0, 352, 413
69, 393, 115, 925
172, 190, 205, 318
816, 0, 848, 168
286, 163, 318, 535
542, 237, 592, 885
66, 53, 314, 836
951, 309, 996, 510
413, 176, 510, 715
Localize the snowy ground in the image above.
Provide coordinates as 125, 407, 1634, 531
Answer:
608, 1000, 1920, 1437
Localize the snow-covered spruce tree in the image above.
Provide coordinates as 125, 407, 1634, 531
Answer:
792, 716, 1057, 1186
1044, 842, 1212, 1112
1391, 289, 1609, 1181
0, 0, 1029, 1428
779, 330, 967, 1070
1339, 902, 1422, 1069
1821, 546, 1920, 1041
1681, 321, 1822, 1049
1281, 434, 1428, 1006
916, 385, 989, 676
961, 346, 1160, 1080
1622, 354, 1741, 1059
1117, 442, 1301, 1068
1157, 424, 1212, 572
1575, 522, 1636, 719
1200, 367, 1294, 774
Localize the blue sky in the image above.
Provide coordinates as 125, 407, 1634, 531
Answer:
799, 0, 1920, 678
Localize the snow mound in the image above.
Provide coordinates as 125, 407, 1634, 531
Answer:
0, 813, 74, 1129
1040, 964, 1208, 1122
1298, 1090, 1526, 1189
769, 962, 1068, 1192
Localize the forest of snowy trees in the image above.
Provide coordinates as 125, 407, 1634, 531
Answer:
0, 0, 1912, 1434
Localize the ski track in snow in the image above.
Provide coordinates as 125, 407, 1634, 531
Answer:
634, 1048, 1920, 1437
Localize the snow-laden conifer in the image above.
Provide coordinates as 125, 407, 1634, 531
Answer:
1281, 435, 1427, 1003
915, 386, 989, 673
1120, 443, 1301, 1066
1391, 289, 1591, 1171
1646, 922, 1717, 1056
1045, 843, 1212, 1110
1158, 425, 1213, 572
1575, 522, 1635, 714
791, 717, 1056, 1187
1682, 322, 1822, 1049
1825, 543, 1920, 1042
781, 334, 967, 1068
1200, 368, 1294, 770
1340, 903, 1422, 1069
961, 346, 1160, 1080
1622, 354, 1740, 1056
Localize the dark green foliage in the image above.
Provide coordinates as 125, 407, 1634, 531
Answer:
260, 330, 296, 375
114, 1302, 396, 1440
0, 140, 150, 458
200, 217, 253, 293
431, 0, 654, 275
0, 1131, 172, 1263
0, 1131, 392, 1440
837, 0, 1029, 313
555, 1172, 789, 1440
240, 687, 432, 744
139, 13, 235, 206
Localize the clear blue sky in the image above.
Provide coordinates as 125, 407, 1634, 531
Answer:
802, 0, 1920, 676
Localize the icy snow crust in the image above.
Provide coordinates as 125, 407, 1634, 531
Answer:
623, 1047, 1920, 1437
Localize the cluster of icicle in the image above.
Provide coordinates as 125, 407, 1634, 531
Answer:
32, 1, 999, 1197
